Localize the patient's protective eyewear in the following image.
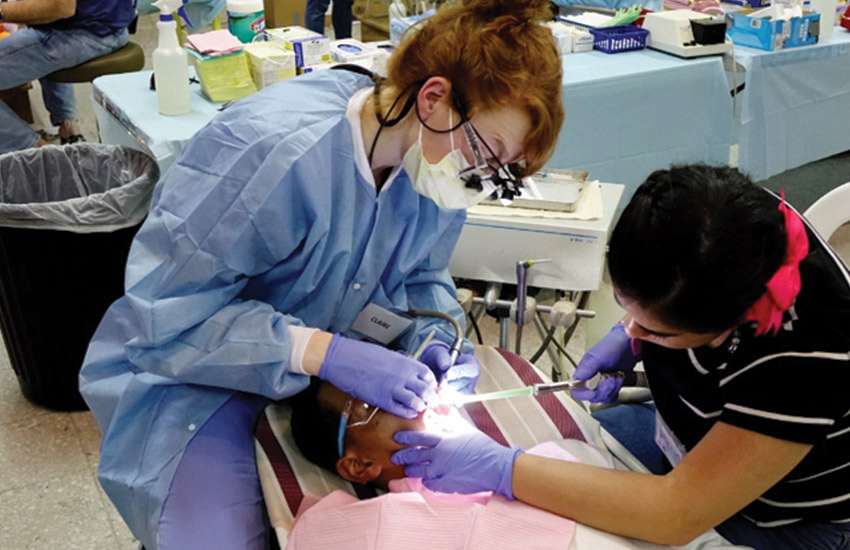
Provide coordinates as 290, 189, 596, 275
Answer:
337, 397, 381, 457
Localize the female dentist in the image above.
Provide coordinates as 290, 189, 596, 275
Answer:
394, 165, 850, 550
79, 0, 564, 548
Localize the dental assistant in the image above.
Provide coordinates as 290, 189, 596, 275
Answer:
394, 165, 850, 550
79, 0, 564, 548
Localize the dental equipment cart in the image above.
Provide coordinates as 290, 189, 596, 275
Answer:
450, 183, 623, 293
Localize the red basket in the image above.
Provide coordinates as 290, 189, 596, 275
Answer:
588, 25, 649, 54
841, 4, 850, 31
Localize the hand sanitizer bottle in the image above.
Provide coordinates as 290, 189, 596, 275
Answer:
152, 0, 192, 115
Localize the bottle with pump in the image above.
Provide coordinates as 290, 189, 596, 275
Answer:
152, 0, 193, 115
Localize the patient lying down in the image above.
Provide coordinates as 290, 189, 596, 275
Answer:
290, 377, 424, 490
287, 379, 577, 549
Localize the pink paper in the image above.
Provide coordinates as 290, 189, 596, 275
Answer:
287, 443, 578, 550
185, 30, 244, 56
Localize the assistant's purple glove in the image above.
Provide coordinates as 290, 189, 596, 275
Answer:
571, 323, 639, 403
319, 335, 437, 418
418, 342, 480, 394
392, 428, 523, 499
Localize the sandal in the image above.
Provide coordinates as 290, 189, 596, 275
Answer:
60, 134, 86, 145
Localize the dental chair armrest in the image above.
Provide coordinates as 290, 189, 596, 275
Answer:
599, 427, 652, 474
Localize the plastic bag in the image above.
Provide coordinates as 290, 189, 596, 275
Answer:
0, 144, 159, 233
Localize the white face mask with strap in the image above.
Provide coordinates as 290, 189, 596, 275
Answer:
402, 110, 494, 210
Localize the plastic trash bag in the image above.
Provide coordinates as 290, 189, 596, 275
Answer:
0, 144, 159, 410
0, 144, 159, 233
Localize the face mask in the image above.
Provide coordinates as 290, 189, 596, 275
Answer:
402, 111, 495, 210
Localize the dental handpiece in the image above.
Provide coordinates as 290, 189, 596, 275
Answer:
535, 370, 647, 394
452, 370, 648, 406
407, 309, 465, 387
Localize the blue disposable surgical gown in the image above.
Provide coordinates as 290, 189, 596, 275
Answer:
79, 69, 469, 548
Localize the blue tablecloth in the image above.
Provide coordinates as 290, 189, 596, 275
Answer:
550, 49, 733, 204
92, 69, 222, 176
93, 49, 734, 204
734, 31, 850, 182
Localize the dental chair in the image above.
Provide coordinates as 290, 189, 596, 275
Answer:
803, 181, 850, 244
255, 346, 745, 549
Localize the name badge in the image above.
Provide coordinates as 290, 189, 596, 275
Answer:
351, 303, 414, 345
654, 411, 687, 467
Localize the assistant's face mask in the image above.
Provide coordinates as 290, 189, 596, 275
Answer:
402, 111, 495, 210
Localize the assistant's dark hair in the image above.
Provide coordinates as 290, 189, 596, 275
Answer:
289, 378, 342, 475
608, 164, 788, 334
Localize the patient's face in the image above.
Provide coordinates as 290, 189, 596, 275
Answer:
318, 382, 426, 484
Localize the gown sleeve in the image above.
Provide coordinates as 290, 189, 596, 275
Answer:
120, 122, 320, 399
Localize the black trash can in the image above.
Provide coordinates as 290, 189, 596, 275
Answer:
0, 144, 159, 411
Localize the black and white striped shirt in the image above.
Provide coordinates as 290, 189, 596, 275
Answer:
643, 218, 850, 528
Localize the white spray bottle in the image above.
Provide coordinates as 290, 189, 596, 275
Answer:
152, 0, 193, 115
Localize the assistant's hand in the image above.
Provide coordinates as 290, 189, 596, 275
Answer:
392, 428, 523, 499
418, 342, 480, 394
319, 335, 437, 418
571, 323, 638, 403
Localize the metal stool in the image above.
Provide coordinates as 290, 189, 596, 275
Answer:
45, 41, 145, 83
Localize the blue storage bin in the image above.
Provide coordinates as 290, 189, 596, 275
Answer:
588, 25, 649, 53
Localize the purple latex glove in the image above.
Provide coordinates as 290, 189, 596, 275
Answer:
418, 342, 480, 394
392, 429, 523, 499
571, 323, 638, 403
319, 335, 437, 418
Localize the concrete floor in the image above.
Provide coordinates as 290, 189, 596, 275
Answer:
2, 12, 850, 548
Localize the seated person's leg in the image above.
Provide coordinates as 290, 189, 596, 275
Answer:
39, 80, 83, 143
0, 29, 55, 152
35, 26, 127, 144
0, 26, 128, 152
158, 392, 271, 550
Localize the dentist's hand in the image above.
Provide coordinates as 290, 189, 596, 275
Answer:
418, 342, 480, 394
392, 428, 523, 499
319, 335, 436, 418
571, 323, 639, 403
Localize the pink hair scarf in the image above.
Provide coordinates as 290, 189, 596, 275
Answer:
744, 191, 809, 336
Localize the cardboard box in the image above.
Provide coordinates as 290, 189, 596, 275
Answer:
329, 38, 389, 74
266, 26, 331, 67
727, 8, 820, 50
243, 42, 296, 89
572, 29, 594, 52
298, 62, 335, 75
263, 0, 304, 28
720, 0, 771, 8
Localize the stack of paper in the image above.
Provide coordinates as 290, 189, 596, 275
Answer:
185, 30, 244, 57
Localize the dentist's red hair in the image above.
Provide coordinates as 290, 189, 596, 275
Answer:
384, 0, 564, 176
